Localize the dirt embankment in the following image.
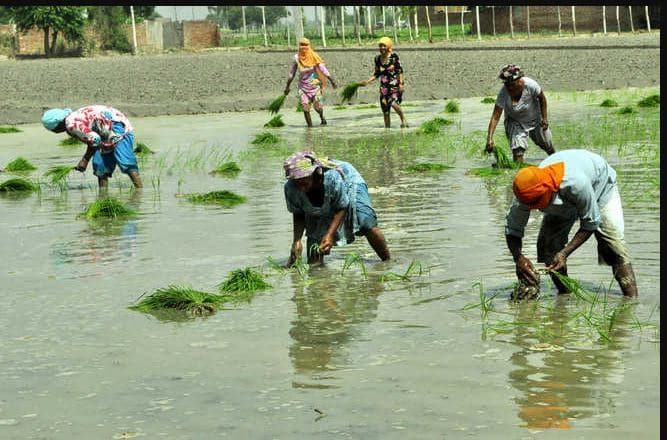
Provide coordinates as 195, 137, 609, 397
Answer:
0, 32, 659, 125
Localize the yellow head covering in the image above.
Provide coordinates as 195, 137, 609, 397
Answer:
512, 162, 565, 209
378, 36, 393, 53
297, 37, 327, 89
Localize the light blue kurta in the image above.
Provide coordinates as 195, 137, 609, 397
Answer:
284, 160, 366, 246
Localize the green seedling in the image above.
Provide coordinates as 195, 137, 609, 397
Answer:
44, 165, 76, 186
210, 161, 241, 177
134, 141, 155, 155
341, 252, 367, 279
404, 162, 453, 172
0, 177, 37, 192
59, 136, 82, 146
637, 94, 660, 108
340, 81, 363, 102
616, 106, 636, 115
463, 280, 499, 319
419, 117, 452, 134
4, 157, 37, 173
268, 94, 287, 115
380, 260, 427, 282
481, 97, 495, 104
599, 98, 618, 107
264, 114, 285, 128
251, 131, 280, 145
217, 267, 271, 303
0, 126, 21, 133
186, 190, 246, 207
444, 99, 460, 113
129, 285, 226, 316
80, 197, 137, 219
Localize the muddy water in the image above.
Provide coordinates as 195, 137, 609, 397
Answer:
0, 91, 659, 439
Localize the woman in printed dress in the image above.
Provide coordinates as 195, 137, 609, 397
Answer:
284, 38, 337, 127
360, 36, 408, 128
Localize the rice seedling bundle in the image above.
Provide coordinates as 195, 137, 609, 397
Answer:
295, 102, 303, 112
4, 157, 37, 172
129, 285, 226, 316
187, 190, 246, 207
340, 82, 362, 102
264, 114, 285, 128
0, 126, 21, 133
134, 141, 155, 155
59, 136, 82, 146
211, 161, 241, 177
599, 98, 618, 107
481, 97, 495, 104
218, 267, 271, 293
616, 106, 636, 115
419, 117, 452, 134
44, 165, 75, 185
444, 100, 460, 113
80, 197, 137, 219
492, 145, 514, 169
637, 94, 660, 108
251, 131, 280, 145
0, 177, 37, 192
404, 163, 453, 172
268, 94, 287, 115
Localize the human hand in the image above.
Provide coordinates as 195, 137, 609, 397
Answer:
75, 158, 89, 172
547, 251, 567, 272
485, 140, 494, 154
540, 119, 549, 130
399, 83, 405, 92
284, 88, 290, 95
286, 240, 303, 268
319, 235, 334, 253
515, 254, 539, 287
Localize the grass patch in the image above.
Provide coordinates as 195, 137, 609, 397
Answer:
129, 285, 226, 317
264, 114, 285, 128
268, 94, 287, 115
481, 97, 495, 104
186, 190, 246, 207
0, 177, 37, 192
211, 161, 241, 177
134, 141, 155, 155
404, 162, 453, 172
59, 136, 82, 146
4, 157, 37, 173
251, 131, 280, 145
80, 197, 137, 219
419, 117, 453, 134
637, 94, 660, 108
340, 81, 363, 102
0, 126, 21, 133
444, 100, 460, 113
599, 98, 618, 107
616, 106, 636, 115
217, 267, 272, 302
44, 165, 76, 186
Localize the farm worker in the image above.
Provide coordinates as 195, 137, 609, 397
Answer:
41, 105, 142, 189
505, 149, 637, 298
283, 150, 390, 266
359, 36, 408, 128
284, 37, 337, 127
485, 64, 555, 162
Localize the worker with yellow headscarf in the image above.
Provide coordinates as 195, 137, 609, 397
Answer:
359, 36, 408, 128
284, 38, 337, 127
505, 149, 637, 299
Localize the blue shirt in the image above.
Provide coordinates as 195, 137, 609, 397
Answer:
284, 160, 366, 244
505, 149, 618, 238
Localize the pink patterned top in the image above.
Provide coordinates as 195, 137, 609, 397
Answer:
65, 105, 133, 152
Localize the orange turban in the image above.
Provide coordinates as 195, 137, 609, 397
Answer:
512, 162, 565, 209
297, 37, 327, 88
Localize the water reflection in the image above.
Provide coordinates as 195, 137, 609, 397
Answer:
508, 298, 631, 430
289, 269, 383, 388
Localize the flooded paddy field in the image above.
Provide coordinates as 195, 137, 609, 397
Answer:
0, 87, 659, 439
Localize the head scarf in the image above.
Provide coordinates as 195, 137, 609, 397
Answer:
499, 64, 523, 83
378, 36, 393, 53
284, 150, 337, 180
41, 108, 72, 131
297, 37, 327, 88
512, 162, 565, 209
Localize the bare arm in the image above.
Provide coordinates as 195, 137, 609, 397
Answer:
284, 62, 297, 94
287, 213, 306, 267
75, 143, 97, 172
485, 105, 503, 153
537, 91, 548, 128
548, 228, 594, 271
506, 234, 539, 286
319, 209, 346, 253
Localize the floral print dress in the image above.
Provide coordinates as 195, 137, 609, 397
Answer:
373, 52, 403, 112
288, 54, 331, 111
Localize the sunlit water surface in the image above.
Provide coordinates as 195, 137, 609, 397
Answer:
0, 91, 659, 439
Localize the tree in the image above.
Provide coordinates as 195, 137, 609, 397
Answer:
0, 6, 13, 24
10, 6, 86, 57
88, 6, 131, 53
122, 6, 156, 22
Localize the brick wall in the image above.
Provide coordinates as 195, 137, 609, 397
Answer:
182, 20, 219, 50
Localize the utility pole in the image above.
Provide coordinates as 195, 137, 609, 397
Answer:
130, 6, 138, 55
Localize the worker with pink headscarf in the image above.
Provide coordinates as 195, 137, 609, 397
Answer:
284, 37, 337, 127
505, 149, 637, 299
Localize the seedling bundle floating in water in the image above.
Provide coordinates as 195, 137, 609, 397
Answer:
251, 131, 280, 145
44, 165, 76, 185
129, 285, 227, 317
59, 136, 82, 146
264, 114, 285, 128
211, 161, 241, 177
80, 197, 137, 219
134, 141, 155, 155
0, 126, 21, 134
0, 177, 37, 192
404, 162, 453, 173
418, 117, 452, 134
4, 157, 37, 173
218, 267, 271, 303
340, 82, 362, 103
186, 190, 246, 207
268, 94, 287, 115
